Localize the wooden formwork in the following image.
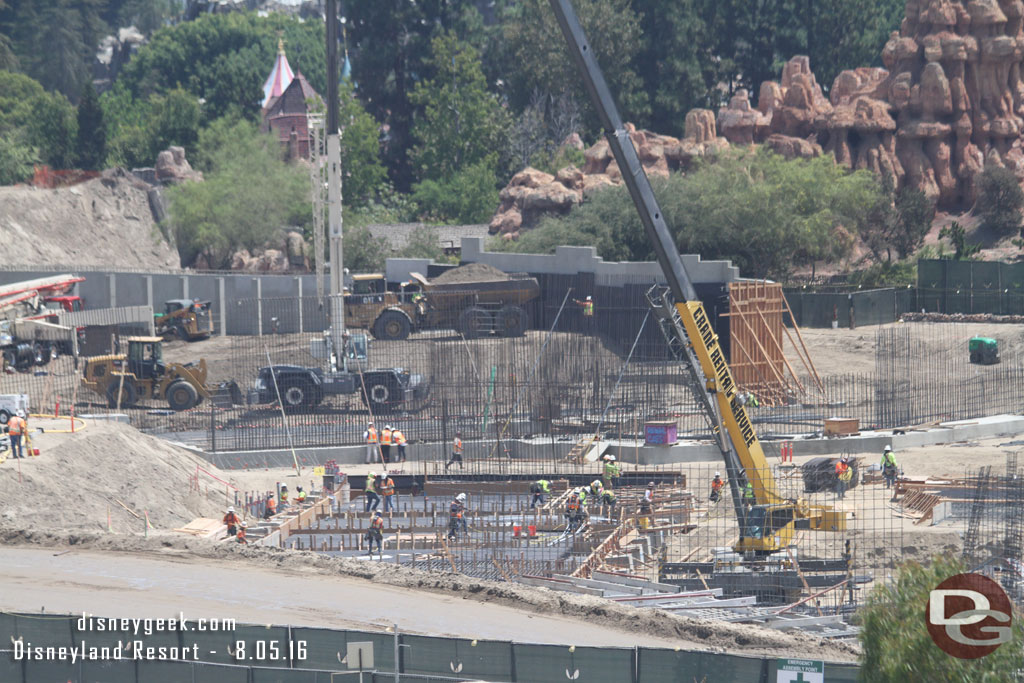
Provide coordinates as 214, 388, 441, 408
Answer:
723, 281, 823, 405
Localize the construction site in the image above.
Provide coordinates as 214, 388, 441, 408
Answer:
4, 2, 1024, 681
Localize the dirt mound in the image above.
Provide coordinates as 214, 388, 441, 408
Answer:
433, 262, 510, 284
0, 420, 228, 532
0, 169, 180, 270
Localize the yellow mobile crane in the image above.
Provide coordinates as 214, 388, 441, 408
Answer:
549, 0, 844, 555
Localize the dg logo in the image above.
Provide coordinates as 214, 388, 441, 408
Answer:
927, 573, 1013, 659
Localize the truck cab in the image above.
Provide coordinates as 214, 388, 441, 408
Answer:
43, 295, 83, 313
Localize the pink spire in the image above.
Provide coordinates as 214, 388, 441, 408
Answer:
262, 39, 295, 107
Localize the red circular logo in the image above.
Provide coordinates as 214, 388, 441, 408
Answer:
926, 573, 1013, 659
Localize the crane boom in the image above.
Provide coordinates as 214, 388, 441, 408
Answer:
548, 0, 824, 553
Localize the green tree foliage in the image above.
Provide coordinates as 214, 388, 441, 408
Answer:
860, 174, 935, 263
74, 80, 105, 169
115, 12, 325, 122
116, 0, 179, 36
399, 226, 444, 262
409, 33, 508, 183
938, 221, 981, 260
337, 80, 386, 208
859, 554, 1024, 681
503, 0, 647, 128
503, 149, 885, 280
341, 223, 389, 273
166, 119, 309, 268
0, 69, 45, 133
976, 166, 1024, 237
0, 129, 37, 184
102, 85, 201, 168
27, 91, 77, 168
412, 155, 500, 224
1, 0, 106, 99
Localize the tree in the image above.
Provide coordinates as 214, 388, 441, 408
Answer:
938, 221, 980, 260
117, 0, 179, 35
503, 149, 886, 280
147, 87, 201, 159
0, 130, 37, 184
411, 155, 500, 224
27, 91, 77, 168
859, 554, 1024, 681
115, 12, 325, 122
859, 175, 935, 263
975, 166, 1024, 237
341, 223, 389, 273
0, 70, 45, 134
75, 81, 105, 170
409, 33, 509, 183
399, 226, 444, 262
503, 0, 647, 131
337, 80, 386, 208
165, 120, 309, 268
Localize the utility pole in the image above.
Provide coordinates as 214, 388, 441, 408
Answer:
325, 0, 345, 368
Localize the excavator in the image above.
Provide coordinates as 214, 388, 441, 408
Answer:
549, 0, 845, 558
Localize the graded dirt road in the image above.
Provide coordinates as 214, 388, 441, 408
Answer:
0, 547, 685, 648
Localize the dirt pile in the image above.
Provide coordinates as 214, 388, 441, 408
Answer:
0, 169, 180, 270
433, 262, 510, 284
901, 312, 1024, 324
0, 420, 228, 532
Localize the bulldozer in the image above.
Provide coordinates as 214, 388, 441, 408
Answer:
155, 299, 214, 341
80, 336, 241, 411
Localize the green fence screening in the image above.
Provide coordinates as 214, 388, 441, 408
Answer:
0, 612, 860, 682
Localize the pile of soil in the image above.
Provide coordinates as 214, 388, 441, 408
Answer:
433, 262, 510, 284
0, 169, 180, 270
0, 420, 227, 532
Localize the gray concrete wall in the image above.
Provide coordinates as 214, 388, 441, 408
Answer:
182, 414, 1024, 469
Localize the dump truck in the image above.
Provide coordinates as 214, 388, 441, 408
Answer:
253, 331, 429, 413
344, 267, 540, 340
0, 274, 85, 369
80, 336, 241, 411
155, 299, 214, 341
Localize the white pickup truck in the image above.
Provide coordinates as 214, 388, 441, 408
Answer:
0, 394, 29, 425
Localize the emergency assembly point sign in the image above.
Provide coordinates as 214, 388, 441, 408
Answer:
926, 572, 1013, 659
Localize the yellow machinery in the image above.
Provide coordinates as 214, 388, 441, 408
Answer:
81, 336, 240, 412
550, 0, 844, 556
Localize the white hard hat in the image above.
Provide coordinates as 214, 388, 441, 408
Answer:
227, 506, 234, 512
456, 493, 466, 501
884, 445, 892, 451
16, 410, 24, 418
715, 471, 721, 477
241, 521, 247, 527
586, 295, 592, 300
607, 455, 615, 461
386, 425, 392, 430
592, 480, 602, 487
648, 481, 655, 487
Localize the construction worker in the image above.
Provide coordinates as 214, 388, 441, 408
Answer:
529, 479, 551, 508
742, 481, 756, 511
296, 486, 307, 505
640, 482, 655, 516
279, 484, 289, 509
393, 427, 408, 462
236, 521, 248, 544
835, 455, 852, 499
588, 479, 605, 501
364, 421, 378, 464
381, 425, 393, 464
881, 446, 898, 489
710, 472, 724, 503
5, 411, 25, 459
380, 473, 396, 513
264, 494, 277, 519
367, 511, 384, 555
600, 488, 617, 512
565, 489, 585, 531
445, 432, 464, 471
448, 493, 467, 541
573, 295, 595, 316
577, 486, 588, 507
223, 507, 240, 537
364, 472, 381, 513
602, 454, 620, 489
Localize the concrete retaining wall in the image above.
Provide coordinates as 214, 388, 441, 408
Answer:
177, 414, 1024, 469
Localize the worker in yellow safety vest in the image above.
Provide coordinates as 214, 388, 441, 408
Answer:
602, 454, 620, 489
835, 456, 852, 499
364, 472, 381, 513
381, 425, 393, 464
279, 484, 289, 508
364, 421, 378, 464
445, 432, 464, 471
393, 428, 408, 462
367, 512, 384, 555
296, 486, 307, 505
